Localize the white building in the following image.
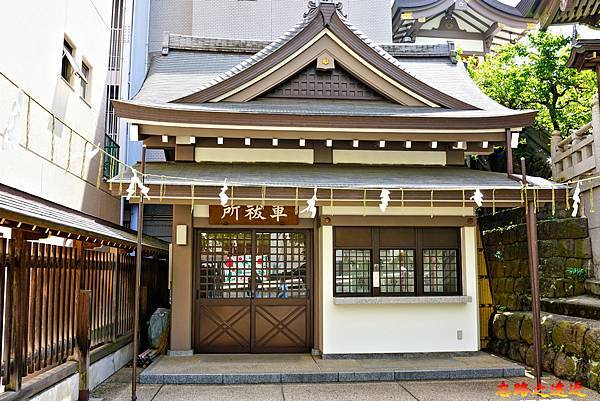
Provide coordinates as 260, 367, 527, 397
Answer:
0, 0, 127, 222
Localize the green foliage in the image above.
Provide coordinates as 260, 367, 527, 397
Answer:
565, 267, 588, 282
467, 31, 597, 137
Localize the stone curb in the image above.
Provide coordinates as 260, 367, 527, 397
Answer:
138, 366, 524, 384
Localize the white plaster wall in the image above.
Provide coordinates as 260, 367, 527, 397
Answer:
0, 0, 120, 222
146, 0, 392, 51
319, 222, 480, 355
29, 343, 133, 401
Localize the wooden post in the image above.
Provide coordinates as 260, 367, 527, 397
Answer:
6, 231, 29, 392
77, 290, 92, 401
521, 158, 543, 386
111, 248, 119, 342
132, 145, 146, 401
506, 128, 514, 175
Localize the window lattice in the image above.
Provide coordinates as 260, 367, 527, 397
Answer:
380, 249, 415, 294
423, 249, 458, 294
335, 249, 371, 295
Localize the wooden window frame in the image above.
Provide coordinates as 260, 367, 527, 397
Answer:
333, 227, 462, 297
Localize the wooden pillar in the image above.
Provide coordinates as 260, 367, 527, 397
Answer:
521, 158, 543, 386
111, 248, 119, 342
77, 290, 92, 401
505, 128, 514, 175
6, 230, 27, 392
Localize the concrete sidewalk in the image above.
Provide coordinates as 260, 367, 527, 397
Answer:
139, 352, 523, 384
93, 368, 600, 401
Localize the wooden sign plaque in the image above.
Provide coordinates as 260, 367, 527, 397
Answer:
209, 205, 299, 225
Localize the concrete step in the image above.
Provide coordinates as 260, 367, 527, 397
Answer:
585, 279, 600, 296
139, 353, 524, 385
542, 294, 600, 320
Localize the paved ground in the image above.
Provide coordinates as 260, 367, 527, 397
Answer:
93, 367, 600, 401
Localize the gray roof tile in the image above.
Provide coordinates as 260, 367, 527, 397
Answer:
112, 163, 557, 190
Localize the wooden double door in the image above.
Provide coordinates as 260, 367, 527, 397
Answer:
193, 230, 312, 353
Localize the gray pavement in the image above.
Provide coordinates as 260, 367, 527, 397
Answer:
93, 367, 600, 401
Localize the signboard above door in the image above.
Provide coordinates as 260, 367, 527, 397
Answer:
209, 205, 299, 225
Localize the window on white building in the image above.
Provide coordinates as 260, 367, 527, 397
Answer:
80, 61, 91, 100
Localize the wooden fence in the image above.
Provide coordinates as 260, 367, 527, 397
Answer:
0, 236, 167, 392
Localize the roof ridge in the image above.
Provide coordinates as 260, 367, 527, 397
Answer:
166, 34, 271, 54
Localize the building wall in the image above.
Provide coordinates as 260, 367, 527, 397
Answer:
0, 0, 120, 222
147, 0, 393, 52
169, 203, 480, 354
319, 207, 480, 355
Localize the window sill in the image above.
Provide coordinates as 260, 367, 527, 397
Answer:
59, 76, 75, 91
80, 95, 91, 108
333, 295, 472, 305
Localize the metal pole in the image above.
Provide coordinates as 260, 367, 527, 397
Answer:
132, 145, 146, 401
521, 157, 543, 386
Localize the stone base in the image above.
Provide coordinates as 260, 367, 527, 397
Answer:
167, 349, 194, 356
139, 352, 523, 385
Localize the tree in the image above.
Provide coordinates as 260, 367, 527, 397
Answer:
467, 31, 597, 137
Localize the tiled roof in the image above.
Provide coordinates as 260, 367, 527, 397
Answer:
133, 49, 510, 112
111, 162, 557, 190
0, 185, 169, 252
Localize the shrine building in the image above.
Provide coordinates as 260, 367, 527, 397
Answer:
112, 0, 555, 357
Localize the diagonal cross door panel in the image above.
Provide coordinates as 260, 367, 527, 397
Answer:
194, 230, 311, 353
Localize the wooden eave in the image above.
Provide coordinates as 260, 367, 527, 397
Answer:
567, 40, 600, 71
172, 3, 477, 110
113, 100, 536, 133
393, 0, 536, 42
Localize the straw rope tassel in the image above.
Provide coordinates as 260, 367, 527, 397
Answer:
401, 188, 404, 208
191, 184, 195, 213
363, 189, 367, 216
50, 116, 56, 162
80, 143, 87, 179
25, 97, 31, 149
159, 176, 165, 202
551, 186, 556, 216
230, 186, 234, 205
462, 189, 465, 216
261, 185, 266, 207
96, 152, 104, 189
66, 129, 73, 171
565, 184, 570, 211
524, 186, 528, 215
330, 188, 334, 215
430, 190, 434, 218
108, 156, 115, 191
591, 181, 595, 213
119, 166, 124, 195
294, 187, 299, 214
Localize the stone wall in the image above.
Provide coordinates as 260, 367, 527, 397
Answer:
490, 311, 600, 391
481, 208, 592, 311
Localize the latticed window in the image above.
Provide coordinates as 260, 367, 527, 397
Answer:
380, 249, 415, 293
423, 249, 458, 294
335, 249, 371, 295
334, 227, 461, 297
